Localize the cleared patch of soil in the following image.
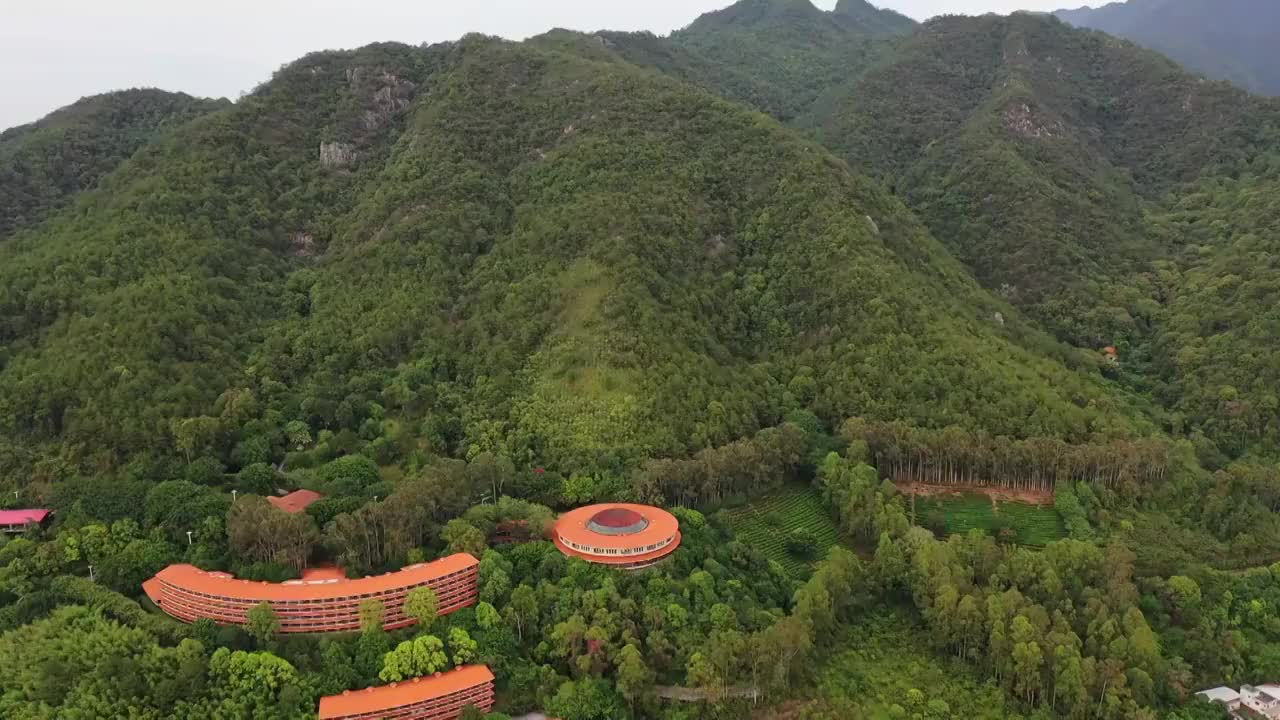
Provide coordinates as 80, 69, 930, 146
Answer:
898, 482, 1053, 507
753, 700, 810, 720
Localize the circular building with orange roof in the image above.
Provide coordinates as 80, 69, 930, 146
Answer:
553, 503, 681, 570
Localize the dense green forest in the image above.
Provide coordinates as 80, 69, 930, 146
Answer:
650, 4, 1280, 461
665, 0, 911, 121
0, 0, 1278, 718
560, 0, 912, 130
795, 11, 1279, 357
0, 89, 227, 240
0, 33, 1150, 491
2, 435, 1271, 718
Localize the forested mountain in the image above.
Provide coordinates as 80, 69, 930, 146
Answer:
650, 0, 912, 121
796, 12, 1280, 456
831, 0, 916, 33
2, 3, 1280, 720
799, 12, 1276, 342
0, 34, 1150, 489
1055, 0, 1280, 96
0, 89, 228, 240
577, 6, 1280, 461
2, 0, 1274, 507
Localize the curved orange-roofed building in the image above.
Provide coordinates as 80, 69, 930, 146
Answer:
142, 553, 478, 633
319, 665, 495, 720
553, 503, 681, 570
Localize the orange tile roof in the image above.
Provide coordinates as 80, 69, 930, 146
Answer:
267, 489, 323, 514
141, 577, 163, 605
554, 504, 680, 550
153, 553, 478, 601
318, 665, 495, 719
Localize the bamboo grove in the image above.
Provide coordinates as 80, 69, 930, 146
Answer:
630, 424, 808, 507
840, 419, 1174, 495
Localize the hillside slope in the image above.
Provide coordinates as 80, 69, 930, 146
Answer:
0, 89, 228, 240
801, 12, 1278, 346
0, 42, 451, 476
0, 36, 1148, 484
1146, 139, 1280, 456
1055, 0, 1280, 96
644, 5, 1280, 457
659, 0, 913, 120
797, 12, 1280, 454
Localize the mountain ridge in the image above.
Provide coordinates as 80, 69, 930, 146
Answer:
0, 33, 1151, 484
1, 1, 1276, 478
665, 0, 914, 120
659, 6, 1280, 456
0, 89, 228, 240
1054, 0, 1280, 95
0, 7, 1279, 720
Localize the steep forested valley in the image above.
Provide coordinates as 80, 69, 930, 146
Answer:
0, 1, 1277, 718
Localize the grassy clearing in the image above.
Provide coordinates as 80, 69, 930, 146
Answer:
913, 492, 1064, 547
725, 485, 839, 576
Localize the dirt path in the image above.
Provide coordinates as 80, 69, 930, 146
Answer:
656, 685, 761, 702
898, 482, 1053, 507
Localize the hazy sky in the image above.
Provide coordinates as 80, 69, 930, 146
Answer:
1, 0, 1099, 131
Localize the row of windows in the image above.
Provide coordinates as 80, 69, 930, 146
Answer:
328, 684, 493, 720
162, 605, 476, 633
158, 584, 477, 619
159, 590, 476, 622
156, 581, 478, 632
159, 590, 477, 631
161, 587, 476, 620
558, 533, 675, 557
157, 584, 478, 622
158, 591, 478, 625
160, 584, 475, 612
159, 589, 476, 620
163, 606, 470, 634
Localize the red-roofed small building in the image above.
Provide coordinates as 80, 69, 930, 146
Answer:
0, 509, 52, 534
318, 665, 495, 720
267, 489, 323, 514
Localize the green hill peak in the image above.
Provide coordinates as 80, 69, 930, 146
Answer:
833, 0, 917, 33
685, 0, 829, 31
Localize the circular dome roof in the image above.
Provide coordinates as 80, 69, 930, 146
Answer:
587, 507, 649, 535
554, 504, 682, 565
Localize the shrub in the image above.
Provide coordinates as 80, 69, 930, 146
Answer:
924, 509, 948, 538
989, 515, 1019, 545
318, 455, 380, 494
786, 528, 819, 558
236, 464, 278, 496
